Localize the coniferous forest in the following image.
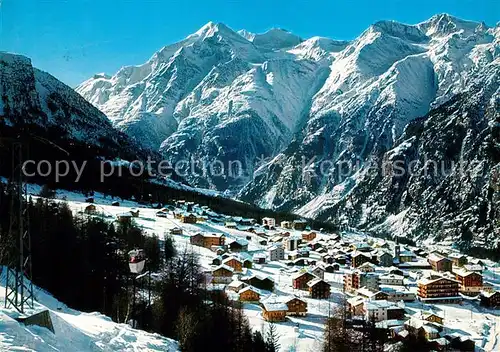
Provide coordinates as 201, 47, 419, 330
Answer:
0, 181, 281, 352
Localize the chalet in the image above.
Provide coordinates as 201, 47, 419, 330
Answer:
398, 249, 416, 263
287, 251, 300, 261
351, 252, 372, 268
311, 266, 325, 280
280, 221, 292, 229
292, 272, 315, 290
228, 239, 248, 252
322, 254, 335, 264
269, 235, 283, 244
227, 280, 246, 293
358, 262, 376, 273
262, 217, 276, 227
222, 257, 243, 272
364, 300, 405, 322
347, 296, 365, 316
374, 240, 390, 249
464, 264, 483, 273
324, 263, 340, 273
268, 245, 285, 261
377, 252, 394, 267
379, 286, 416, 302
480, 291, 500, 308
213, 247, 226, 256
190, 233, 225, 248
225, 221, 237, 229
169, 227, 183, 235
283, 297, 307, 316
242, 258, 253, 269
309, 241, 323, 251
357, 287, 389, 301
116, 212, 133, 224
181, 213, 197, 224
291, 258, 306, 267
252, 253, 266, 264
420, 311, 444, 325
241, 275, 274, 291
111, 201, 120, 206
388, 267, 405, 277
448, 253, 468, 267
307, 278, 331, 299
315, 247, 327, 254
334, 254, 347, 265
379, 274, 404, 286
417, 275, 461, 303
212, 256, 222, 266
292, 219, 308, 231
454, 270, 483, 295
238, 287, 260, 302
238, 218, 255, 226
262, 302, 288, 322
211, 265, 234, 283
351, 242, 373, 252
428, 253, 452, 272
302, 231, 317, 242
84, 204, 97, 214
418, 325, 440, 340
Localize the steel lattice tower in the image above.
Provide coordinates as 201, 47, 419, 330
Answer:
4, 142, 34, 313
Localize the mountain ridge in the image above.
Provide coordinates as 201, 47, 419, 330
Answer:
75, 15, 500, 245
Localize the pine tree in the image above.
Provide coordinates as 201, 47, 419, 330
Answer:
164, 234, 176, 262
265, 322, 280, 352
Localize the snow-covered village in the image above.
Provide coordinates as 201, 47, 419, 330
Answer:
1, 1, 499, 351
1, 186, 498, 351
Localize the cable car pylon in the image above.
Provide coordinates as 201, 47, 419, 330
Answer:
4, 142, 34, 314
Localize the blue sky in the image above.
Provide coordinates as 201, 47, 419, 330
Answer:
1, 0, 498, 87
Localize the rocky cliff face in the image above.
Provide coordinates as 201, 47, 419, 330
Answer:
0, 52, 144, 162
315, 61, 499, 247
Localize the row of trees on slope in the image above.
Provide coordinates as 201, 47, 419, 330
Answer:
0, 182, 280, 351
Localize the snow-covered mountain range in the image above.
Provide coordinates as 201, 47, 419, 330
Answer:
76, 14, 500, 245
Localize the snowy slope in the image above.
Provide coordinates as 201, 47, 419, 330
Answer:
0, 270, 178, 351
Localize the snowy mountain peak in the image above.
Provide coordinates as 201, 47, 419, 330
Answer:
287, 36, 349, 61
190, 21, 243, 41
237, 29, 256, 41
76, 14, 499, 211
251, 28, 303, 50
371, 20, 428, 43
418, 13, 485, 37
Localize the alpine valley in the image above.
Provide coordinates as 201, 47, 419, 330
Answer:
60, 14, 500, 247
